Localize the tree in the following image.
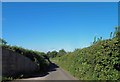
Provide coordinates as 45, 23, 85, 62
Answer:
110, 32, 113, 39
0, 38, 7, 45
100, 37, 102, 41
116, 26, 120, 39
47, 51, 51, 58
93, 36, 97, 44
47, 51, 58, 58
58, 49, 67, 57
113, 26, 120, 38
51, 51, 58, 58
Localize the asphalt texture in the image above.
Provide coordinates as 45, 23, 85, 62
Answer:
12, 63, 77, 81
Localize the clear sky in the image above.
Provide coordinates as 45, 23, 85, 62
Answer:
2, 2, 118, 52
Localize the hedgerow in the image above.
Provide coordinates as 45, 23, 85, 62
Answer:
53, 27, 120, 80
1, 44, 50, 72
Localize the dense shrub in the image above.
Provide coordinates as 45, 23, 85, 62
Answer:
1, 44, 50, 72
52, 27, 120, 80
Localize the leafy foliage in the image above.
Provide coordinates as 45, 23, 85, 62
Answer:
47, 49, 67, 58
47, 51, 58, 58
0, 38, 7, 45
52, 27, 120, 80
1, 44, 50, 72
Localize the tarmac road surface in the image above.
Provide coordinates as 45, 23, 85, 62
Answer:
12, 63, 77, 81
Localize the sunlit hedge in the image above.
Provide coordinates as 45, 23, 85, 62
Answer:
53, 27, 120, 80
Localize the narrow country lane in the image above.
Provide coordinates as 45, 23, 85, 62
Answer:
12, 63, 77, 81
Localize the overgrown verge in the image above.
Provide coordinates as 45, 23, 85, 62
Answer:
52, 27, 120, 80
1, 44, 50, 81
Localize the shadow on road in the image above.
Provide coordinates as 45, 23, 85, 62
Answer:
48, 63, 59, 72
21, 63, 59, 79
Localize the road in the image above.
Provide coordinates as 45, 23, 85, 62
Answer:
13, 63, 77, 81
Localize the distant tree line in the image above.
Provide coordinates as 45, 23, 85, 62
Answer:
47, 49, 67, 58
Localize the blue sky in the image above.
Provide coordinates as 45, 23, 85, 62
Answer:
2, 2, 118, 52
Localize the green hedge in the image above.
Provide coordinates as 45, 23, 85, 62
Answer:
1, 44, 50, 72
53, 37, 120, 80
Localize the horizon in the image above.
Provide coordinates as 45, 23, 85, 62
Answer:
2, 2, 118, 52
